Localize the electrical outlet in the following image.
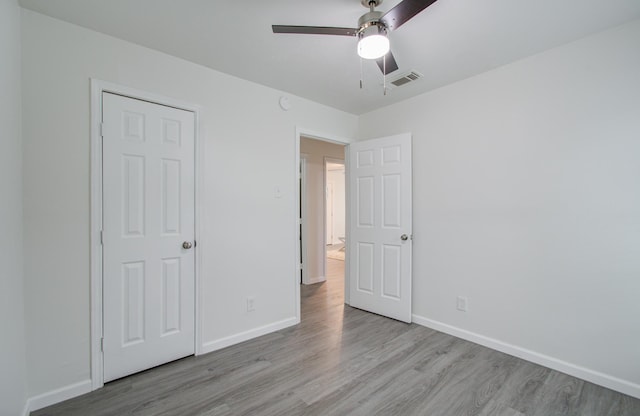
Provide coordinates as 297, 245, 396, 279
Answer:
456, 296, 468, 312
247, 296, 256, 312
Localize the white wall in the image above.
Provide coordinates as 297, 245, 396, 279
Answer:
359, 19, 640, 397
21, 10, 357, 399
326, 166, 346, 245
0, 0, 28, 415
300, 138, 345, 283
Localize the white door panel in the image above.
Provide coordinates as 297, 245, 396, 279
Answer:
348, 134, 412, 322
102, 92, 195, 382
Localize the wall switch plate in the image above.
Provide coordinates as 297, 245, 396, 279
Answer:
247, 296, 256, 312
456, 296, 468, 312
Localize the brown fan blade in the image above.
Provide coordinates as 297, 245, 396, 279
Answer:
272, 25, 358, 36
376, 51, 399, 75
380, 0, 439, 31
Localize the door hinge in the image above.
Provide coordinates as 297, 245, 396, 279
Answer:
99, 122, 104, 137
100, 337, 104, 352
100, 230, 103, 245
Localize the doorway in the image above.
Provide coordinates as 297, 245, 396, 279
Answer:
298, 135, 347, 320
325, 158, 346, 264
294, 130, 413, 324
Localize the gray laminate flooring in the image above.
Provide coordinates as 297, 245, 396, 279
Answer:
33, 259, 640, 415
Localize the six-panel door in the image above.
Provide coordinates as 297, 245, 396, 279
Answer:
102, 92, 195, 382
348, 133, 412, 323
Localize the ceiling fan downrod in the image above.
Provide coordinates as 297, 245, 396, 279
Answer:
358, 0, 385, 31
361, 0, 383, 10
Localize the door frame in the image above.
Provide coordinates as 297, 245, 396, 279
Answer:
89, 79, 204, 390
294, 128, 353, 321
299, 154, 309, 285
326, 181, 334, 245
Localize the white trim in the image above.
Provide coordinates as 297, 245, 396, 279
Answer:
194, 101, 205, 356
295, 128, 351, 317
90, 79, 204, 388
89, 79, 104, 391
412, 314, 640, 400
21, 401, 30, 416
294, 131, 302, 324
305, 275, 327, 285
320, 157, 327, 280
200, 317, 298, 354
27, 379, 92, 413
343, 146, 351, 305
297, 128, 353, 146
299, 155, 309, 286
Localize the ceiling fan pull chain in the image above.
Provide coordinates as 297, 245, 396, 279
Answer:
360, 56, 364, 89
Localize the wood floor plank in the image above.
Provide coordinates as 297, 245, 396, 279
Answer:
33, 258, 640, 415
294, 325, 436, 406
478, 399, 526, 416
482, 359, 551, 414
574, 382, 640, 416
530, 371, 585, 416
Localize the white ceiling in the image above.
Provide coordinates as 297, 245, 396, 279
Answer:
19, 0, 640, 115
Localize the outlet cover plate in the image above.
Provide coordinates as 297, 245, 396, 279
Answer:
456, 296, 468, 312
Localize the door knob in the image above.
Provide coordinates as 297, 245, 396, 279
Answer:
400, 234, 409, 241
182, 241, 193, 249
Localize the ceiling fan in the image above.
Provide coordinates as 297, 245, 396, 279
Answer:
272, 0, 439, 76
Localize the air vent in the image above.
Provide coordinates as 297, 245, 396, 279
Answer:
390, 70, 423, 87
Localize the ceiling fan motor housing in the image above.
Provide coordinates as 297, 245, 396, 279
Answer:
357, 22, 388, 44
358, 10, 385, 31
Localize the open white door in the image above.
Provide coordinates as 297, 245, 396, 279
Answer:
102, 92, 195, 382
348, 133, 412, 322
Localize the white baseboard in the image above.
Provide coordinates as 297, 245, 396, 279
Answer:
304, 275, 326, 285
21, 401, 30, 416
200, 317, 298, 355
412, 314, 640, 400
26, 379, 92, 413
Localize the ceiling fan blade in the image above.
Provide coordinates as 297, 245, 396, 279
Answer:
376, 51, 399, 75
380, 0, 439, 31
272, 25, 358, 36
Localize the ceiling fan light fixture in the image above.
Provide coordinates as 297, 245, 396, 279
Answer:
357, 24, 389, 60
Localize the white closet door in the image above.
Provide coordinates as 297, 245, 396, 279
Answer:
102, 92, 195, 382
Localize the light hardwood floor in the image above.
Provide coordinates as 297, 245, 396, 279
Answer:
33, 258, 640, 415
